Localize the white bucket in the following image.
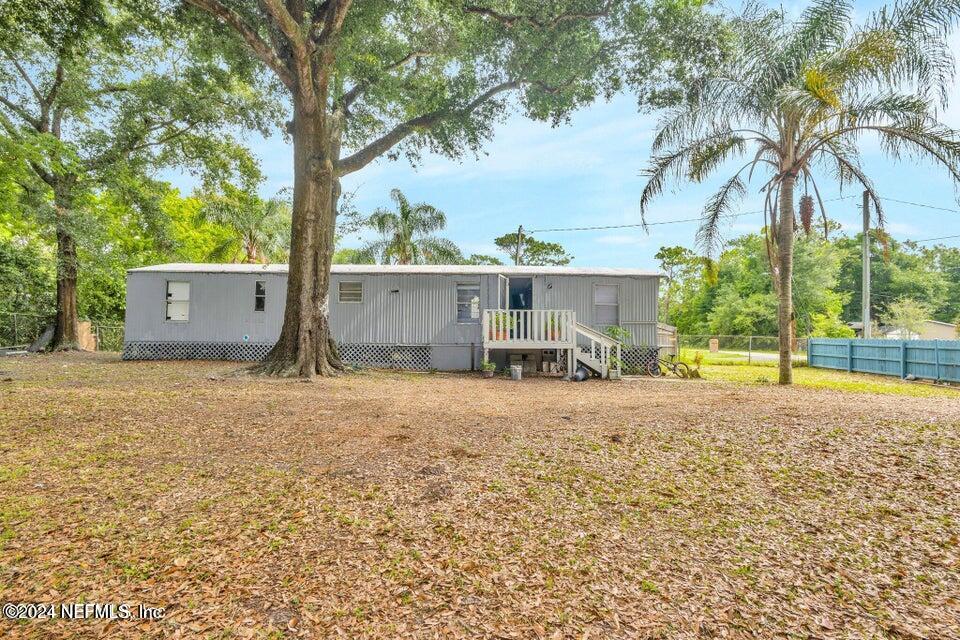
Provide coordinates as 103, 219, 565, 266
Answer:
510, 364, 523, 380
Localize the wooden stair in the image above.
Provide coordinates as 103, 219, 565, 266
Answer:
574, 323, 621, 379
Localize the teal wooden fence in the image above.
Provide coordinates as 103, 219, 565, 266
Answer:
808, 338, 960, 383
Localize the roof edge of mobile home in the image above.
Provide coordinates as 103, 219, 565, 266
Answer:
128, 263, 664, 277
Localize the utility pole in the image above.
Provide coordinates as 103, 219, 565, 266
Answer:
862, 190, 872, 339
514, 225, 524, 265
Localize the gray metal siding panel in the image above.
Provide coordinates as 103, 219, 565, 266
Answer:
125, 271, 659, 348
329, 273, 484, 345
330, 274, 402, 343
430, 345, 476, 370
124, 272, 286, 342
541, 275, 658, 346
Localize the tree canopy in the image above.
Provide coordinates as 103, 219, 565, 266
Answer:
660, 229, 960, 339
0, 0, 280, 346
493, 232, 573, 265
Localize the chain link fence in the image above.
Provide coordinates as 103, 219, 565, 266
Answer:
92, 324, 124, 352
1, 312, 124, 353
678, 334, 807, 364
0, 312, 49, 349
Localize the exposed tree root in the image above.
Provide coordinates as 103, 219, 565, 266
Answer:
48, 341, 81, 352
250, 335, 345, 378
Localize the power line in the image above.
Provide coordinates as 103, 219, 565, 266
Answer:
525, 194, 960, 247
526, 196, 856, 234
878, 196, 960, 214
527, 210, 761, 233
908, 233, 960, 243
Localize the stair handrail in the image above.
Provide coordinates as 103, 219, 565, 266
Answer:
574, 322, 624, 378
574, 322, 618, 346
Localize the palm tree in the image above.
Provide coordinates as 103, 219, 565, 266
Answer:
640, 0, 960, 384
200, 185, 292, 264
359, 189, 463, 264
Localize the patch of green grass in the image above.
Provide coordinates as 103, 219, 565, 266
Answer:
639, 579, 659, 593
0, 465, 29, 483
680, 348, 807, 367
680, 348, 752, 366
701, 363, 959, 398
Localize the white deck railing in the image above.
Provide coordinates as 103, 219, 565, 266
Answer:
482, 309, 576, 347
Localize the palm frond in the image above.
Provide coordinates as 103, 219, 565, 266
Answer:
865, 0, 960, 105
389, 188, 410, 215
697, 173, 747, 255
204, 237, 241, 263
417, 236, 463, 265
818, 143, 886, 226
874, 123, 960, 184
687, 136, 747, 182
640, 128, 741, 219
764, 0, 853, 93
366, 209, 399, 235
356, 239, 391, 265
839, 92, 931, 127
813, 27, 899, 93
410, 204, 447, 234
652, 78, 757, 153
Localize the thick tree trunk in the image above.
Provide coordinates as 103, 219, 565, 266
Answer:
253, 100, 344, 377
776, 175, 795, 385
51, 185, 80, 350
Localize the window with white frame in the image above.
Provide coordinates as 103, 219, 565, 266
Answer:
254, 280, 266, 311
166, 281, 190, 322
594, 284, 619, 326
338, 281, 363, 303
456, 283, 480, 323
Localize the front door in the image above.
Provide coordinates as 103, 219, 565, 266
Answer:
508, 277, 533, 310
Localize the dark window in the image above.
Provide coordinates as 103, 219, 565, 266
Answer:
254, 280, 266, 312
508, 277, 533, 310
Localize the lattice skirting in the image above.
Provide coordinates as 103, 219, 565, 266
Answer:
337, 343, 432, 370
620, 346, 660, 374
123, 341, 433, 370
123, 341, 274, 361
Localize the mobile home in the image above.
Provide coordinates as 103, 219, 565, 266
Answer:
123, 264, 662, 377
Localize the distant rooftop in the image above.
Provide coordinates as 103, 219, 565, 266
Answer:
129, 263, 663, 277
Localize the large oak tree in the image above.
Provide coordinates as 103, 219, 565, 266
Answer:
178, 0, 716, 377
0, 0, 277, 348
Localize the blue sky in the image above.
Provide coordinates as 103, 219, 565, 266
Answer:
164, 0, 960, 270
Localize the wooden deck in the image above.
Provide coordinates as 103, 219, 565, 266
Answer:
481, 309, 621, 379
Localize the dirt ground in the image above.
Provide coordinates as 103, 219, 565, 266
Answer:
1, 352, 959, 639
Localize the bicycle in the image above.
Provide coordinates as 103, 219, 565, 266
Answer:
645, 354, 690, 378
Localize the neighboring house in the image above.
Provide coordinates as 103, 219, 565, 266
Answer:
850, 319, 958, 340
123, 263, 662, 377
